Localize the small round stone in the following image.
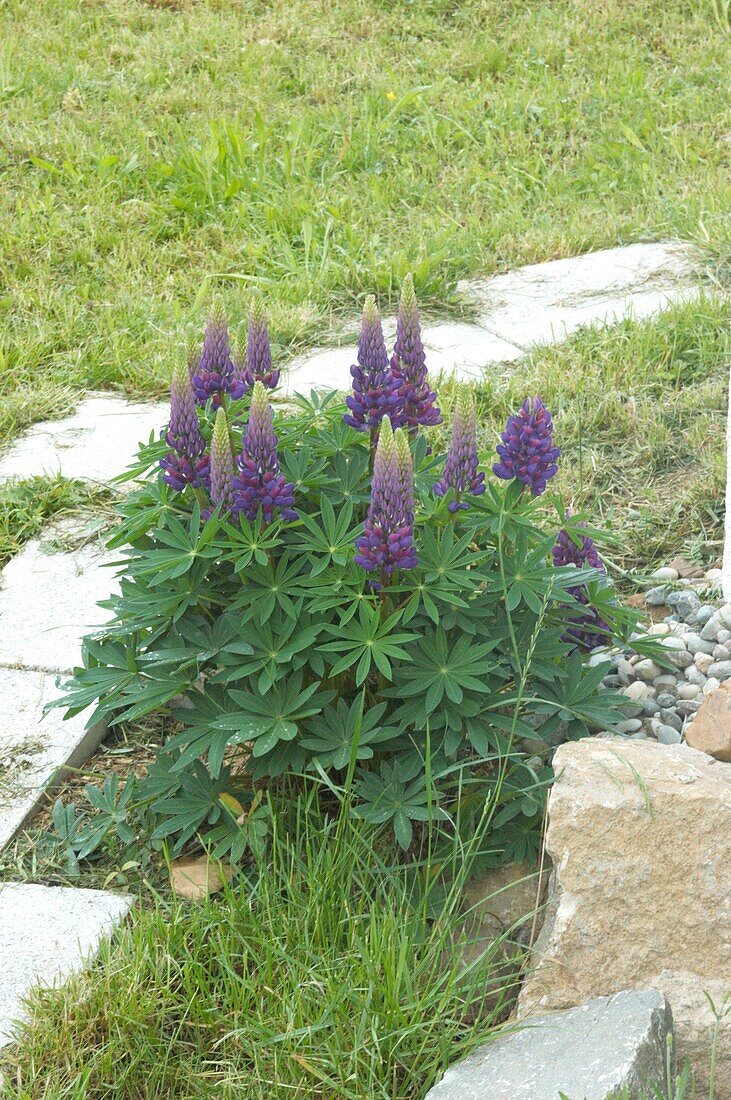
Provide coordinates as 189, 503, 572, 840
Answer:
713, 644, 731, 662
667, 591, 701, 621
634, 659, 662, 682
694, 652, 714, 675
616, 718, 643, 733
677, 682, 700, 700
708, 661, 731, 681
651, 567, 679, 582
665, 649, 693, 670
694, 604, 716, 626
677, 699, 702, 716
700, 617, 722, 642
622, 680, 653, 703
659, 635, 687, 651
682, 633, 716, 656
656, 724, 682, 745
641, 699, 660, 717
685, 666, 708, 687
659, 708, 682, 732
653, 674, 678, 689
703, 677, 721, 696
656, 692, 676, 707
631, 730, 649, 740
617, 659, 635, 686
718, 629, 731, 645
648, 623, 671, 636
646, 586, 671, 607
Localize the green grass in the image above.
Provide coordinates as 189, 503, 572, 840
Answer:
0, 476, 113, 566
0, 795, 531, 1100
1, 0, 730, 431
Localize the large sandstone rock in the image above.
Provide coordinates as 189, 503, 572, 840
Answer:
685, 680, 731, 761
426, 990, 673, 1100
518, 740, 731, 1098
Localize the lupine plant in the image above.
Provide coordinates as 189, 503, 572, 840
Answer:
54, 281, 648, 864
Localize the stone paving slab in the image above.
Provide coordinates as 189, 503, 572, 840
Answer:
0, 394, 167, 487
0, 882, 132, 1047
0, 521, 118, 675
0, 668, 107, 851
458, 241, 701, 350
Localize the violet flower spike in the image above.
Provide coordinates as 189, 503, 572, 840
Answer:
394, 427, 415, 527
160, 360, 211, 492
208, 406, 237, 516
354, 418, 418, 584
344, 295, 401, 433
493, 396, 560, 495
553, 516, 610, 650
434, 388, 486, 512
192, 297, 246, 408
389, 274, 441, 431
233, 381, 296, 524
243, 297, 279, 391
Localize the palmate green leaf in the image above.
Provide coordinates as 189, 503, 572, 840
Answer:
121, 505, 222, 587
385, 627, 501, 714
211, 615, 320, 692
279, 445, 330, 496
301, 699, 398, 770
320, 601, 418, 686
528, 652, 629, 733
354, 760, 447, 850
418, 524, 488, 589
327, 450, 371, 506
233, 554, 308, 622
290, 496, 358, 575
150, 761, 233, 854
298, 568, 368, 623
228, 674, 334, 759
219, 511, 283, 572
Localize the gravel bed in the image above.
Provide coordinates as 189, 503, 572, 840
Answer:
592, 566, 726, 744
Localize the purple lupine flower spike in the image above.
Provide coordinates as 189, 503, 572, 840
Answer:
208, 406, 237, 515
192, 298, 246, 407
434, 388, 486, 512
553, 515, 610, 650
389, 274, 441, 431
344, 295, 401, 433
553, 521, 604, 573
233, 381, 297, 524
354, 418, 418, 584
185, 334, 200, 381
394, 427, 415, 526
493, 396, 560, 494
243, 298, 280, 391
160, 360, 211, 491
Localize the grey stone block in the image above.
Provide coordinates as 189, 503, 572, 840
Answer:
0, 394, 167, 487
0, 882, 132, 1046
457, 241, 701, 350
0, 668, 106, 850
425, 990, 672, 1100
0, 521, 118, 674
